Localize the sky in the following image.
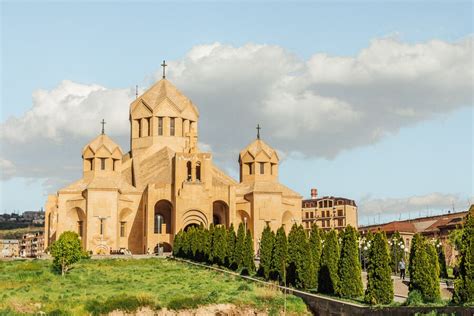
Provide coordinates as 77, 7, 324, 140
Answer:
0, 1, 473, 225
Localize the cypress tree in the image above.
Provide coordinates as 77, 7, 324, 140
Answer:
206, 224, 215, 263
409, 233, 440, 302
235, 223, 245, 268
338, 225, 363, 298
189, 226, 199, 260
258, 225, 275, 280
181, 229, 190, 259
271, 226, 288, 283
173, 230, 182, 257
435, 239, 448, 278
241, 229, 256, 275
453, 212, 474, 304
389, 231, 405, 273
226, 223, 237, 269
318, 229, 340, 295
287, 224, 304, 287
364, 231, 393, 305
212, 225, 228, 266
302, 232, 316, 290
309, 224, 322, 290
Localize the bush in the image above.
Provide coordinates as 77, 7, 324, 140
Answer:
337, 225, 363, 298
234, 223, 245, 269
287, 224, 313, 288
453, 212, 474, 304
226, 223, 237, 269
364, 231, 393, 305
270, 226, 287, 283
258, 225, 275, 280
318, 229, 339, 295
212, 225, 228, 266
405, 290, 424, 306
50, 231, 86, 276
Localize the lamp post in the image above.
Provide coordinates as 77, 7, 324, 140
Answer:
244, 217, 247, 231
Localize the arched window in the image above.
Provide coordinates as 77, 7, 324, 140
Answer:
259, 162, 265, 174
186, 161, 192, 181
158, 117, 163, 135
196, 162, 201, 182
154, 214, 164, 234
170, 117, 175, 136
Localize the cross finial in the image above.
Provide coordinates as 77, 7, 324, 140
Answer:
101, 119, 106, 135
135, 85, 138, 99
161, 60, 168, 79
256, 124, 261, 139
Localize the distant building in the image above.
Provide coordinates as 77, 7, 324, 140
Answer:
359, 207, 471, 266
0, 239, 19, 258
302, 188, 358, 231
20, 232, 45, 258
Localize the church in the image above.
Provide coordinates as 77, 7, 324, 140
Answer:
44, 67, 302, 255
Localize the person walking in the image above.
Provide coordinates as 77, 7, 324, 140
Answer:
399, 258, 406, 280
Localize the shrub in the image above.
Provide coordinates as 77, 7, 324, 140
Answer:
453, 212, 474, 304
212, 225, 228, 266
226, 223, 237, 269
258, 225, 275, 280
50, 231, 86, 276
409, 234, 440, 302
85, 294, 157, 315
364, 231, 393, 305
318, 229, 339, 295
405, 290, 424, 306
337, 225, 363, 298
270, 226, 287, 283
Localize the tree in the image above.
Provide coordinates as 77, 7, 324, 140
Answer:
206, 224, 215, 263
234, 223, 245, 268
226, 223, 237, 269
309, 224, 322, 290
50, 231, 86, 276
318, 229, 339, 294
271, 226, 288, 283
338, 226, 363, 298
453, 212, 474, 304
241, 229, 255, 275
434, 239, 448, 278
212, 225, 228, 266
287, 224, 307, 288
364, 232, 393, 305
258, 224, 275, 280
408, 234, 439, 302
173, 230, 183, 257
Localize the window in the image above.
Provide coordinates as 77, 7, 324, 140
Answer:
329, 200, 333, 208
86, 158, 93, 170
259, 162, 265, 174
158, 117, 163, 135
318, 201, 323, 208
337, 218, 344, 227
120, 222, 126, 237
196, 162, 201, 182
305, 212, 309, 219
112, 159, 119, 171
154, 214, 164, 234
186, 161, 192, 181
100, 219, 104, 235
100, 158, 106, 170
322, 220, 325, 228
78, 221, 83, 237
170, 117, 175, 136
337, 209, 344, 217
247, 163, 253, 175
310, 212, 314, 219
323, 200, 328, 208
147, 118, 151, 136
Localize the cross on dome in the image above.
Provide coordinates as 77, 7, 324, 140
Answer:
101, 119, 106, 135
256, 124, 261, 140
161, 60, 168, 79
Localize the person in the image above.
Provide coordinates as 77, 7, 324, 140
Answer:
399, 258, 406, 280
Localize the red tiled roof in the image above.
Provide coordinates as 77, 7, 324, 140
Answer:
362, 221, 417, 234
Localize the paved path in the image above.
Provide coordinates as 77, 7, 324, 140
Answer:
361, 271, 453, 302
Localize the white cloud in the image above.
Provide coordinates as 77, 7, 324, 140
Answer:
358, 192, 473, 217
0, 158, 16, 180
0, 37, 472, 193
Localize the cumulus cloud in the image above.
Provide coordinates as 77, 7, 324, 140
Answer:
0, 158, 16, 180
358, 192, 473, 217
0, 37, 472, 192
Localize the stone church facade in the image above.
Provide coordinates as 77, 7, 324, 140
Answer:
44, 77, 302, 255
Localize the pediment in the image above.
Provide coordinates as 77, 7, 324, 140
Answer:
154, 98, 181, 117
83, 147, 95, 158
131, 100, 153, 119
95, 145, 112, 157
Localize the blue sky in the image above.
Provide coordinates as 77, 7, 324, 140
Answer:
1, 1, 472, 224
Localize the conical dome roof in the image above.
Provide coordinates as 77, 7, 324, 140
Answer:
130, 79, 199, 116
239, 139, 279, 161
82, 134, 123, 157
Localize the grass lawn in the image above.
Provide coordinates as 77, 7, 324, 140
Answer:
0, 258, 309, 315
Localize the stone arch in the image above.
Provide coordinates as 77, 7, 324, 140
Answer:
182, 209, 208, 229
154, 200, 172, 234
282, 211, 293, 234
154, 242, 172, 253
67, 207, 86, 242
236, 210, 252, 232
213, 200, 229, 227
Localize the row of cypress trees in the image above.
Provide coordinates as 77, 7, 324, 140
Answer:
453, 212, 474, 304
172, 223, 256, 274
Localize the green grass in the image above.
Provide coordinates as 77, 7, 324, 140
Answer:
0, 258, 309, 315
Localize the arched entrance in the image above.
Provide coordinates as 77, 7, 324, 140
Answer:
184, 223, 199, 231
67, 207, 86, 248
212, 201, 229, 227
154, 200, 172, 234
154, 242, 172, 253
236, 210, 252, 232
182, 209, 208, 230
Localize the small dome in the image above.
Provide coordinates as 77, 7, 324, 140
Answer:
239, 139, 279, 162
82, 134, 123, 158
